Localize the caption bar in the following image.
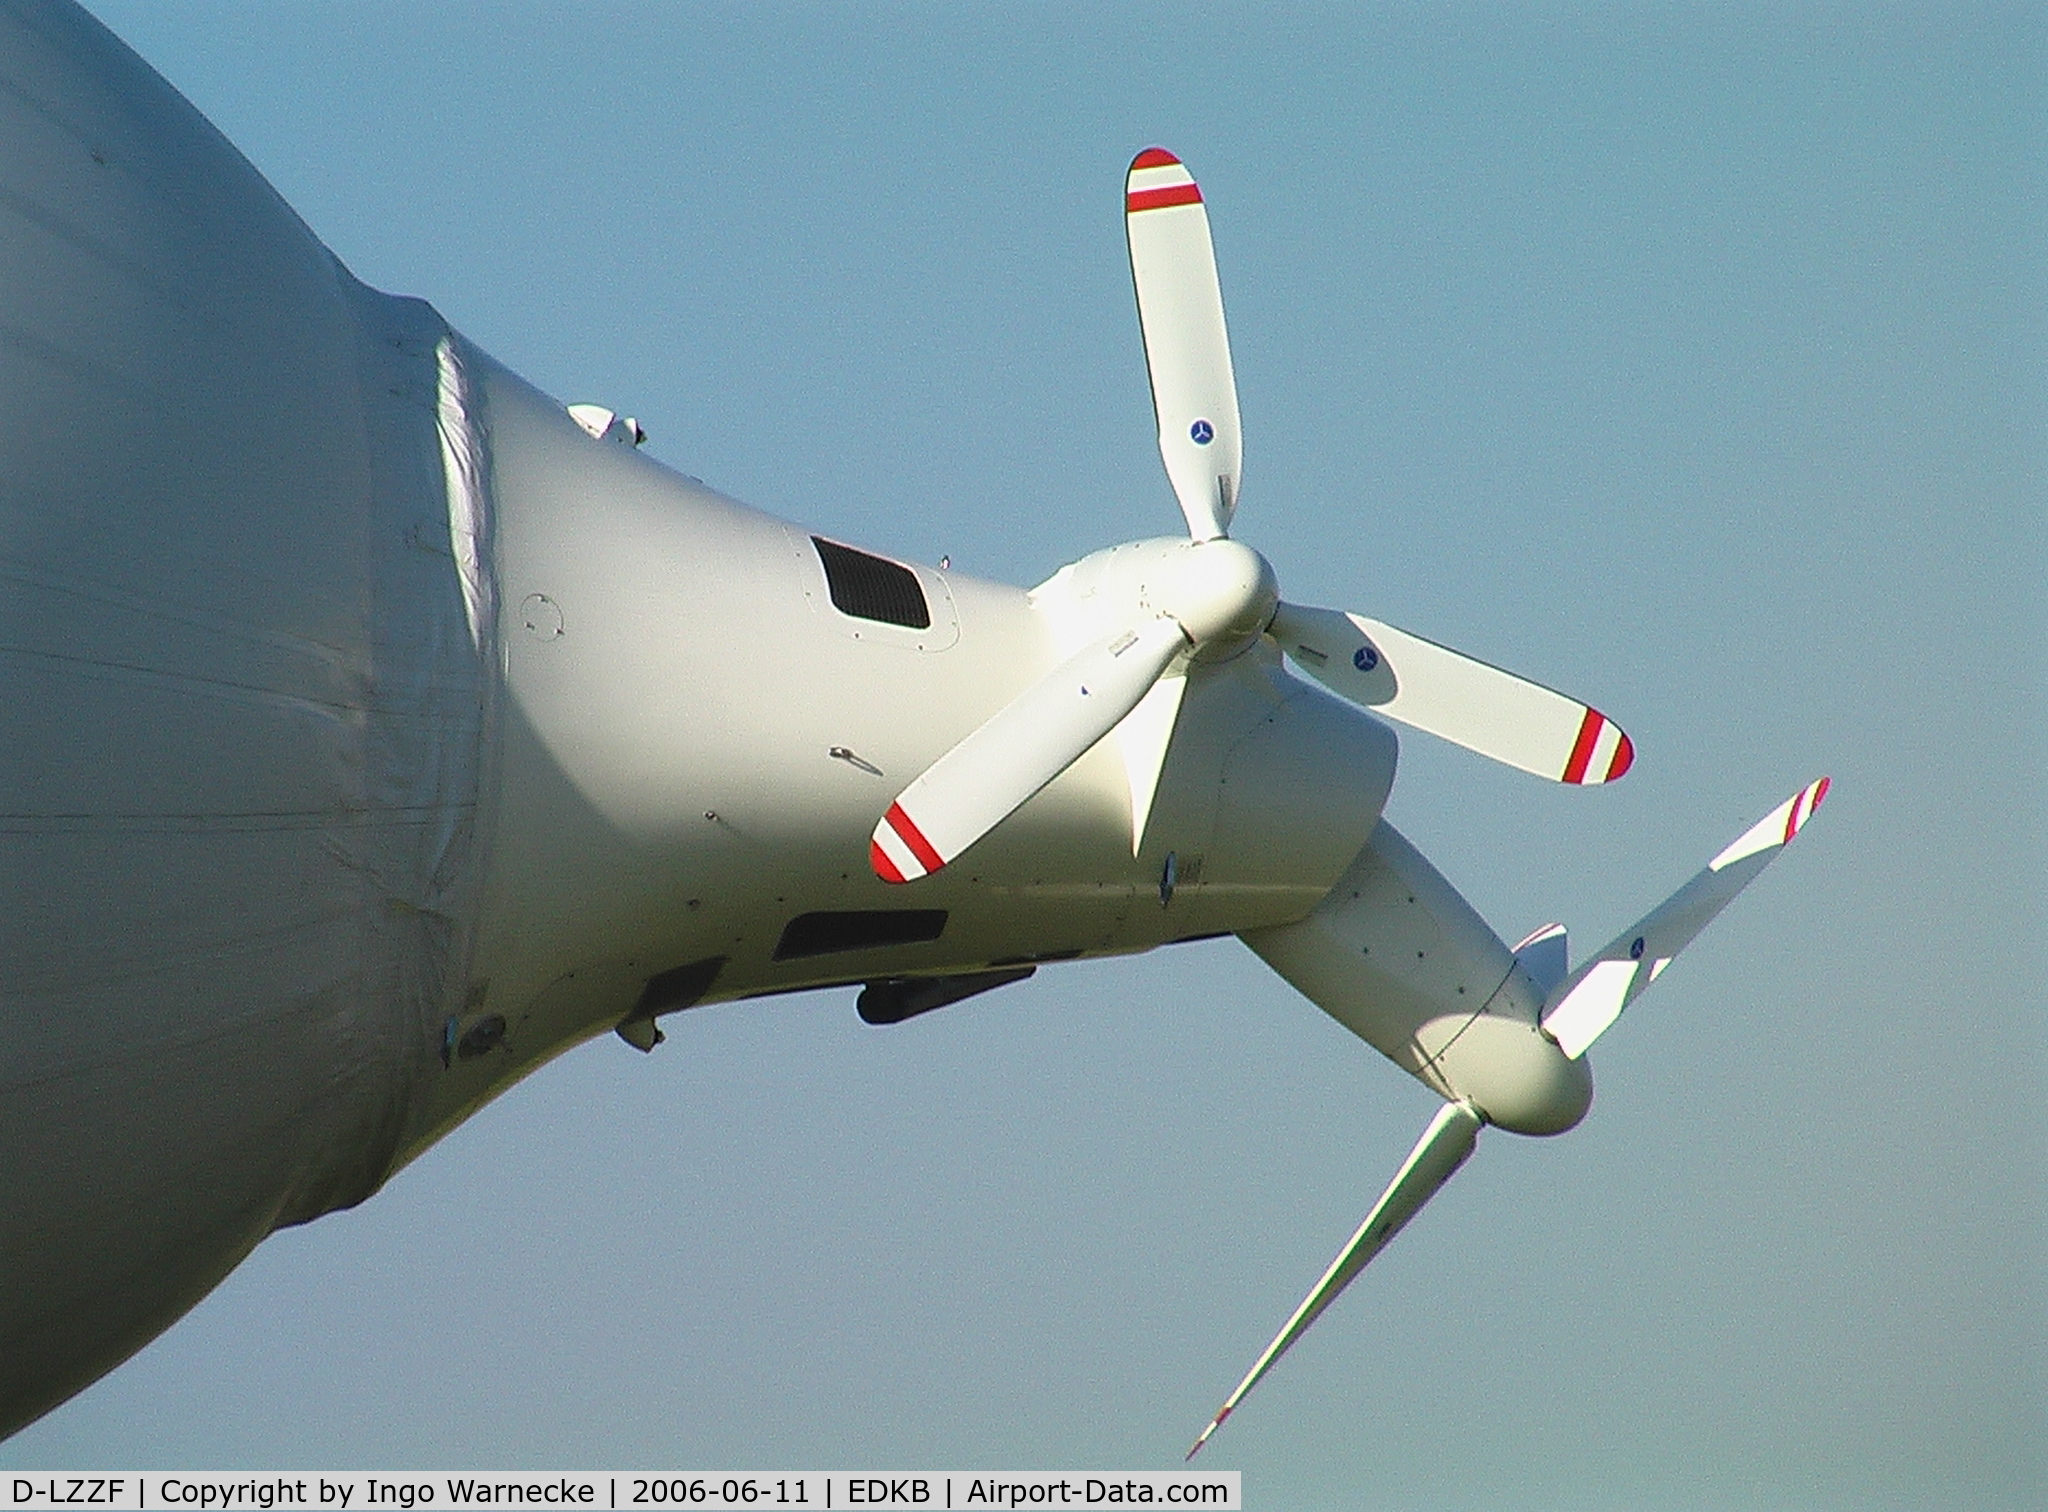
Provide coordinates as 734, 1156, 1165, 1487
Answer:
7, 1476, 1239, 1511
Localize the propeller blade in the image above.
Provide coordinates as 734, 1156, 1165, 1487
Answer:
1269, 602, 1635, 785
1542, 776, 1832, 1057
870, 618, 1188, 882
1188, 1100, 1483, 1459
1126, 148, 1241, 542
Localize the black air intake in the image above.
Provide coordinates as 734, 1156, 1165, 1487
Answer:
812, 537, 931, 629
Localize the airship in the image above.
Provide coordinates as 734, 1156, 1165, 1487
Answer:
0, 0, 1825, 1447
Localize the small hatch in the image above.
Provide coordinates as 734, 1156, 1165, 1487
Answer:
812, 537, 931, 629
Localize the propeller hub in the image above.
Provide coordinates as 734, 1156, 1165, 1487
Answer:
1145, 538, 1279, 655
1431, 1014, 1593, 1136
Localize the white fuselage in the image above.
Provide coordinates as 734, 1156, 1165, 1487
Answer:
432, 345, 1399, 1154
0, 1, 1400, 1435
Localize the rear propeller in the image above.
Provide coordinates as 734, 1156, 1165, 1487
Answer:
871, 146, 1631, 883
1189, 776, 1833, 1457
852, 148, 1823, 1463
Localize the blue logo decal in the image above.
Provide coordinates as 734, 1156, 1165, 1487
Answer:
1189, 419, 1214, 445
1629, 936, 1646, 960
1352, 644, 1379, 672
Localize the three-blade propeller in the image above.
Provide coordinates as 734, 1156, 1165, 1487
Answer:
869, 148, 1633, 884
1188, 775, 1832, 1457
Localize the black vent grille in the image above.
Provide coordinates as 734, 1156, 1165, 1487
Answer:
812, 537, 931, 629
774, 909, 948, 961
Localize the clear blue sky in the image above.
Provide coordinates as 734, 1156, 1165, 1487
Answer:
6, 4, 2042, 1507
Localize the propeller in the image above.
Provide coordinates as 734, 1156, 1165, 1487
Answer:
1125, 146, 1241, 542
1187, 775, 1833, 1457
1540, 774, 1831, 1055
870, 147, 1632, 883
1268, 605, 1634, 785
870, 619, 1188, 882
1186, 1099, 1482, 1461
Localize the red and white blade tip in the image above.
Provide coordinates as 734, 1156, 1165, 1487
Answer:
1127, 147, 1203, 213
871, 800, 945, 883
1709, 775, 1832, 871
1788, 774, 1832, 835
1186, 1407, 1229, 1461
1561, 707, 1634, 784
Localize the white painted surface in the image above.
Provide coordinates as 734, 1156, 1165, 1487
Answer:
1269, 603, 1634, 784
1125, 149, 1241, 542
871, 618, 1186, 879
1542, 778, 1833, 1058
1190, 1099, 1483, 1460
1543, 958, 1641, 1058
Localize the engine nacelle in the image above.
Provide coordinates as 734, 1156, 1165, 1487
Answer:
1242, 820, 1593, 1136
